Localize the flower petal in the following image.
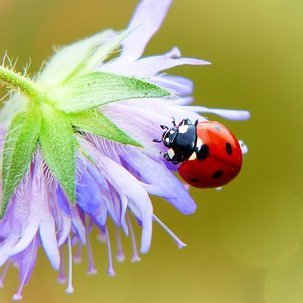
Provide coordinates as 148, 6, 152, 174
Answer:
56, 185, 72, 216
77, 169, 102, 215
103, 185, 121, 225
153, 74, 194, 97
18, 236, 38, 285
57, 213, 72, 246
187, 106, 251, 121
82, 140, 153, 253
120, 195, 129, 235
8, 216, 39, 257
121, 0, 173, 60
76, 164, 108, 227
105, 47, 210, 78
70, 206, 86, 244
39, 212, 60, 270
120, 149, 196, 214
0, 126, 6, 150
0, 236, 19, 267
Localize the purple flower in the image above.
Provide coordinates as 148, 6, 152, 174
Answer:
0, 0, 249, 300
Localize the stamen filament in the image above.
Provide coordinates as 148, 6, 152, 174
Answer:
65, 236, 74, 294
73, 243, 83, 264
0, 260, 11, 288
105, 228, 115, 276
97, 230, 106, 243
153, 214, 187, 249
12, 238, 37, 301
127, 213, 141, 262
86, 223, 97, 275
58, 247, 66, 284
115, 227, 125, 262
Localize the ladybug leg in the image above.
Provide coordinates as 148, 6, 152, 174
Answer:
194, 119, 199, 126
163, 152, 171, 161
152, 138, 162, 143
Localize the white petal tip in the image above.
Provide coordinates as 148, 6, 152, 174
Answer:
177, 242, 187, 249
185, 58, 211, 66
232, 111, 250, 120
107, 268, 116, 277
52, 262, 60, 271
116, 254, 126, 262
96, 234, 106, 243
244, 112, 251, 119
200, 60, 211, 65
131, 256, 141, 263
140, 242, 151, 254
72, 256, 82, 264
181, 205, 197, 215
87, 268, 98, 275
57, 277, 67, 284
12, 294, 22, 301
65, 286, 74, 294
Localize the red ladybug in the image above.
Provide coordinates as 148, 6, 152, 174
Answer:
154, 118, 243, 188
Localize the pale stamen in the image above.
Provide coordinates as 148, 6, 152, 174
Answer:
73, 243, 82, 264
58, 247, 66, 284
65, 236, 74, 294
153, 215, 187, 249
115, 226, 125, 262
105, 228, 115, 276
127, 213, 141, 262
12, 239, 37, 301
0, 260, 12, 288
97, 230, 106, 243
86, 223, 97, 275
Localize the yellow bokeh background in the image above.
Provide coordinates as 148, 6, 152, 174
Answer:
0, 0, 303, 302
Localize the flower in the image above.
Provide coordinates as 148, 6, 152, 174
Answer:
0, 0, 249, 300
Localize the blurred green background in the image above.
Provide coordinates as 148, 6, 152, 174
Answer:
0, 0, 303, 302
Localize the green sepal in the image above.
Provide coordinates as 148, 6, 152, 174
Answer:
83, 30, 130, 72
49, 71, 170, 113
39, 105, 77, 203
68, 109, 142, 147
37, 29, 128, 87
1, 108, 41, 217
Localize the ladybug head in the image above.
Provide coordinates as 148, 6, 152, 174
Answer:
161, 127, 177, 147
161, 118, 192, 148
153, 118, 198, 164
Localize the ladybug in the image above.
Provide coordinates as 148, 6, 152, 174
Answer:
153, 118, 243, 188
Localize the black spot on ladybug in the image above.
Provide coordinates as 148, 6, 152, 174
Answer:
226, 143, 232, 155
212, 170, 224, 179
190, 178, 200, 183
197, 144, 209, 160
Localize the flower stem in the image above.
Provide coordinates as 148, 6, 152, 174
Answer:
0, 66, 45, 102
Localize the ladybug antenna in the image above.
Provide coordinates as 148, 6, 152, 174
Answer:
160, 125, 169, 130
171, 117, 176, 126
